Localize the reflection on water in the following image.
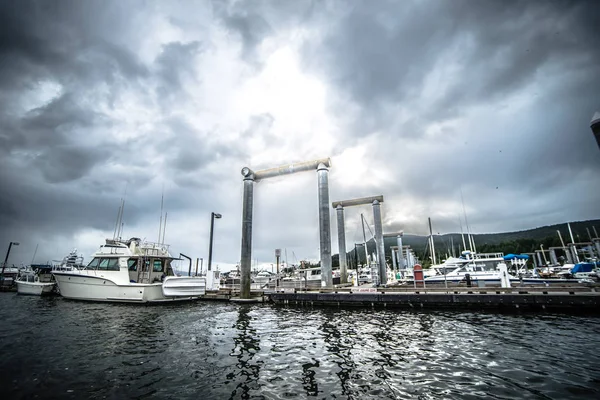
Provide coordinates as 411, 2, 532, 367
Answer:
227, 306, 261, 399
1, 294, 600, 399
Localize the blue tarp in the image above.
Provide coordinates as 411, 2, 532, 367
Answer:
571, 262, 599, 274
503, 254, 529, 260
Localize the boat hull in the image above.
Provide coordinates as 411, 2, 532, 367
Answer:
424, 276, 582, 286
53, 272, 204, 303
16, 281, 55, 295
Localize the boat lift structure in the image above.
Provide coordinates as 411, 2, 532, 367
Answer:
332, 196, 386, 285
239, 158, 333, 299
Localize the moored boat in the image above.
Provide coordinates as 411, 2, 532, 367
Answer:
16, 264, 56, 295
52, 237, 206, 303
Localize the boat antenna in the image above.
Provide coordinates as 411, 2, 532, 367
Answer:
458, 214, 467, 253
593, 226, 599, 238
360, 214, 369, 267
113, 200, 122, 239
586, 227, 593, 241
158, 187, 164, 243
31, 243, 39, 264
162, 211, 168, 245
118, 183, 128, 239
428, 217, 437, 265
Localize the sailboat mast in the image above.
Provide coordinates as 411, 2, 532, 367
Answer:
158, 191, 164, 243
460, 188, 475, 252
458, 215, 467, 253
567, 222, 575, 244
118, 197, 126, 238
428, 217, 437, 265
361, 214, 369, 266
162, 212, 168, 245
113, 201, 122, 239
31, 243, 39, 264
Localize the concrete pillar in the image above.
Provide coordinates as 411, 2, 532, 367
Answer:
391, 248, 397, 270
372, 200, 386, 285
240, 172, 254, 299
335, 205, 347, 284
318, 163, 333, 288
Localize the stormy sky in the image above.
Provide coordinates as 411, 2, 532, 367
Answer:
1, 0, 599, 271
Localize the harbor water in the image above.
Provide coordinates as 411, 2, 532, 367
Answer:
1, 294, 599, 399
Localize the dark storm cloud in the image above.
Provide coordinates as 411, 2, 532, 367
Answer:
297, 0, 600, 137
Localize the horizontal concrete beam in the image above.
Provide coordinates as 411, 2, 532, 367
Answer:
331, 195, 384, 208
383, 231, 403, 238
247, 158, 332, 181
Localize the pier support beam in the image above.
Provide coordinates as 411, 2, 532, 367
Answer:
318, 163, 333, 288
240, 158, 332, 298
336, 205, 348, 284
372, 200, 386, 285
331, 195, 385, 285
240, 172, 255, 299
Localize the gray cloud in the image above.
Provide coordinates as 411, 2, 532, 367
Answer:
0, 0, 598, 269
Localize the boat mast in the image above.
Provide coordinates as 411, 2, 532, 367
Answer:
460, 188, 475, 253
458, 214, 467, 253
428, 217, 437, 265
557, 229, 566, 248
361, 214, 369, 267
31, 243, 39, 264
162, 212, 168, 245
567, 222, 575, 244
113, 201, 122, 239
158, 190, 164, 244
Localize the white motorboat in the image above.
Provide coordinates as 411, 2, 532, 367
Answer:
425, 252, 581, 286
16, 264, 56, 295
252, 270, 275, 286
52, 237, 206, 303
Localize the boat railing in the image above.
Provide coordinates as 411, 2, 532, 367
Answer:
473, 253, 504, 260
139, 241, 171, 256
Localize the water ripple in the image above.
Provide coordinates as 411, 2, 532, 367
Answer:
1, 294, 599, 399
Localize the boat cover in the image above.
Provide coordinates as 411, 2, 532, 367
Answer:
571, 262, 599, 274
503, 254, 529, 260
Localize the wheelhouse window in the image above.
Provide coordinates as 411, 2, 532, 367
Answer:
87, 257, 120, 271
153, 260, 163, 272
128, 258, 138, 271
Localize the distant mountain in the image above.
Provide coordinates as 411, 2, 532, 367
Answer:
339, 219, 600, 267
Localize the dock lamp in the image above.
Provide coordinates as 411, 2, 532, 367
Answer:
207, 212, 222, 272
1, 241, 20, 285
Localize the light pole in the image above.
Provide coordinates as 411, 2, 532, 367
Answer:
207, 212, 222, 272
1, 241, 20, 284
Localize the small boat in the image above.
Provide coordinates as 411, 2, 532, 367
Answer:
16, 264, 56, 295
252, 270, 275, 286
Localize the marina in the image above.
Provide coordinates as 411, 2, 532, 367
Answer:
2, 2, 600, 399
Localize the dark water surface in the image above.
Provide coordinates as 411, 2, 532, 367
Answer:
1, 294, 599, 399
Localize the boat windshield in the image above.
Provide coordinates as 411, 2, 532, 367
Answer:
86, 257, 120, 271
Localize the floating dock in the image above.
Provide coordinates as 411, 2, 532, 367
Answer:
265, 286, 600, 312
